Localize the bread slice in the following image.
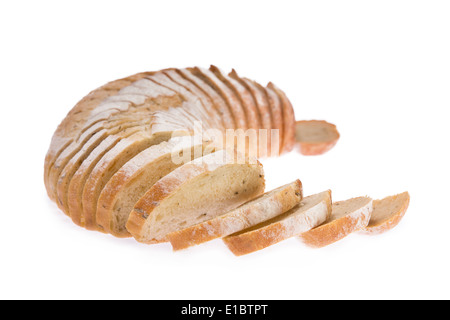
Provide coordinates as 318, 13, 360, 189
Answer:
361, 192, 410, 235
168, 180, 303, 251
295, 120, 340, 156
223, 190, 332, 256
126, 149, 265, 244
96, 136, 210, 237
267, 82, 296, 154
299, 196, 373, 248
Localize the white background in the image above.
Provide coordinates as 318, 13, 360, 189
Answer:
1, 1, 449, 300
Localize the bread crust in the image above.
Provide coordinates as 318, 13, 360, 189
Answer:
295, 120, 340, 156
223, 190, 332, 256
299, 197, 373, 248
361, 192, 410, 235
168, 180, 303, 251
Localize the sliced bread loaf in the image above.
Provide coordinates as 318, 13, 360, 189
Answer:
223, 190, 332, 256
361, 192, 410, 235
96, 136, 210, 237
299, 196, 373, 248
295, 120, 340, 156
126, 149, 265, 244
168, 180, 303, 251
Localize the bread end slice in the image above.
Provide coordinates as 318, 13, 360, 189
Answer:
168, 180, 303, 251
361, 191, 410, 235
295, 120, 340, 156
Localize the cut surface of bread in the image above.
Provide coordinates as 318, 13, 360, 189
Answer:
295, 120, 340, 156
361, 192, 410, 235
223, 190, 332, 256
299, 196, 373, 248
168, 180, 303, 251
126, 149, 265, 244
96, 136, 210, 237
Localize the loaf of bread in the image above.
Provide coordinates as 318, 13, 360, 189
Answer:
44, 66, 297, 235
45, 66, 408, 255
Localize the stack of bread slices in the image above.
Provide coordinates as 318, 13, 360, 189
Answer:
44, 66, 408, 255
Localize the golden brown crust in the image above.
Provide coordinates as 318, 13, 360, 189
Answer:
168, 180, 303, 251
361, 192, 410, 235
299, 197, 373, 248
